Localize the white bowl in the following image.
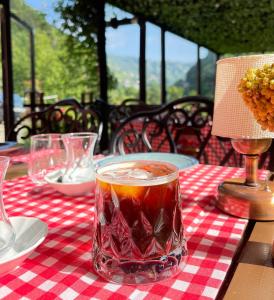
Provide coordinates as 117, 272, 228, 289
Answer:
44, 170, 96, 196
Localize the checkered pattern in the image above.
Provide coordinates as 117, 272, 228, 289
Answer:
10, 153, 105, 165
0, 164, 255, 299
8, 150, 30, 164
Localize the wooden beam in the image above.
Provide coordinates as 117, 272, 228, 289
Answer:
160, 28, 166, 104
0, 0, 14, 139
139, 18, 146, 102
106, 17, 138, 28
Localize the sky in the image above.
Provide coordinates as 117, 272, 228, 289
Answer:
24, 0, 208, 63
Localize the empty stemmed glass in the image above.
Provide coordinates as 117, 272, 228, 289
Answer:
28, 134, 66, 191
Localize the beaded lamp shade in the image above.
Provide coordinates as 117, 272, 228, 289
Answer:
212, 54, 274, 139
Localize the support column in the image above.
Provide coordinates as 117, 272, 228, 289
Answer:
160, 28, 166, 104
96, 0, 107, 103
197, 45, 201, 95
139, 18, 146, 103
1, 0, 14, 139
29, 27, 36, 112
96, 0, 108, 150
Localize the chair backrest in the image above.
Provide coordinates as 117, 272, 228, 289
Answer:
204, 135, 243, 167
120, 98, 143, 106
7, 98, 103, 150
110, 96, 214, 157
108, 98, 160, 132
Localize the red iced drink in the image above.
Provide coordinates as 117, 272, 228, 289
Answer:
93, 160, 187, 284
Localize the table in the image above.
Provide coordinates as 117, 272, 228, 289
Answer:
1, 162, 273, 299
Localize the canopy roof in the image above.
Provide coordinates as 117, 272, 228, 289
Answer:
108, 0, 274, 54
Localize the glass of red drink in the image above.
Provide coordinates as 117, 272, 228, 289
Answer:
92, 160, 187, 284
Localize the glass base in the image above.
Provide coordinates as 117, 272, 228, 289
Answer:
217, 178, 274, 220
93, 247, 187, 285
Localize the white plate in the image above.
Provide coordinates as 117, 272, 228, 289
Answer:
0, 216, 48, 275
96, 152, 198, 170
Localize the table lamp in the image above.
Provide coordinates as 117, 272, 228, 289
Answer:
212, 54, 274, 220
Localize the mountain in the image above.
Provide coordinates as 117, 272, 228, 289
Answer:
108, 55, 193, 88
174, 52, 216, 98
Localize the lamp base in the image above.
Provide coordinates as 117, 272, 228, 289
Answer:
217, 178, 274, 220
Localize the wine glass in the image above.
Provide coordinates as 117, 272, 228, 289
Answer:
28, 134, 66, 191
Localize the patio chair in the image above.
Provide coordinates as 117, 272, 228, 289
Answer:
7, 98, 103, 151
108, 98, 160, 131
110, 96, 246, 167
110, 96, 208, 155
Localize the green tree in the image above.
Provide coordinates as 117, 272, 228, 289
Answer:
55, 0, 117, 98
147, 81, 160, 105
11, 21, 31, 97
9, 0, 117, 102
109, 86, 139, 105
167, 86, 184, 102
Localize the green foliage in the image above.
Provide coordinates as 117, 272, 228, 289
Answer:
10, 0, 101, 101
11, 21, 31, 96
109, 0, 274, 54
10, 0, 218, 107
109, 86, 139, 105
55, 0, 98, 48
146, 81, 160, 105
55, 0, 117, 94
166, 86, 184, 102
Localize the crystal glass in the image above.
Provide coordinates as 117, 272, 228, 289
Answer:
62, 132, 98, 183
0, 156, 15, 256
28, 134, 66, 185
93, 160, 187, 284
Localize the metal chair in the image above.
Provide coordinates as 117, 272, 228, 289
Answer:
108, 98, 160, 132
110, 96, 212, 157
7, 98, 103, 151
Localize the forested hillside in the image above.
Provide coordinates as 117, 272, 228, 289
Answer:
108, 54, 215, 103
108, 55, 192, 87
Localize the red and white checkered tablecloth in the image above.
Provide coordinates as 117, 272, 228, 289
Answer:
0, 164, 252, 300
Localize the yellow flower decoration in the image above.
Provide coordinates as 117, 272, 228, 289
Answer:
238, 63, 274, 131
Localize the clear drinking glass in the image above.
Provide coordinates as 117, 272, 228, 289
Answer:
62, 132, 98, 183
93, 160, 187, 284
0, 156, 15, 256
28, 134, 66, 185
